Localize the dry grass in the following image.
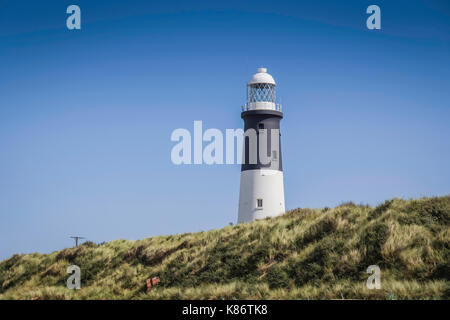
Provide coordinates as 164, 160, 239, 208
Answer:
0, 196, 449, 300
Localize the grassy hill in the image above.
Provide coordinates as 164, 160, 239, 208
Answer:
0, 196, 449, 300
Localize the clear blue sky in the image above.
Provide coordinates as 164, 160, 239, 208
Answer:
1, 0, 449, 260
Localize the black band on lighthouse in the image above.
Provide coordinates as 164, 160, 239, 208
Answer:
241, 109, 283, 172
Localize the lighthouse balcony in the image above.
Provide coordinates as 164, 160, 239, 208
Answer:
242, 102, 282, 112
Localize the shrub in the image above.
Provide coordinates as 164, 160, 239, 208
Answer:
371, 199, 394, 219
81, 241, 97, 248
265, 265, 290, 289
406, 196, 450, 227
294, 216, 338, 249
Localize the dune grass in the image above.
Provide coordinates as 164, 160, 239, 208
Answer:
0, 196, 449, 300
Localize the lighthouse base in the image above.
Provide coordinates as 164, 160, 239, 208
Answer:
238, 169, 285, 223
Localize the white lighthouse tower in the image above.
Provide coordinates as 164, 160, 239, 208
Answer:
238, 67, 286, 223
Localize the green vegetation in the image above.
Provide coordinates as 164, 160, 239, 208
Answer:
0, 196, 449, 300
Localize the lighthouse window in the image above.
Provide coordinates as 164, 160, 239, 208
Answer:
258, 123, 264, 129
249, 83, 275, 103
272, 151, 278, 160
257, 199, 263, 208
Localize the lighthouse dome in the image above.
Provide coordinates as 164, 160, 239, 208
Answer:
246, 67, 278, 111
249, 67, 276, 86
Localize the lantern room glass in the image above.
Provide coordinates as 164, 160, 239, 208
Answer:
248, 83, 275, 103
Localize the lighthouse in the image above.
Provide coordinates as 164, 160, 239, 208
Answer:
238, 67, 285, 223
